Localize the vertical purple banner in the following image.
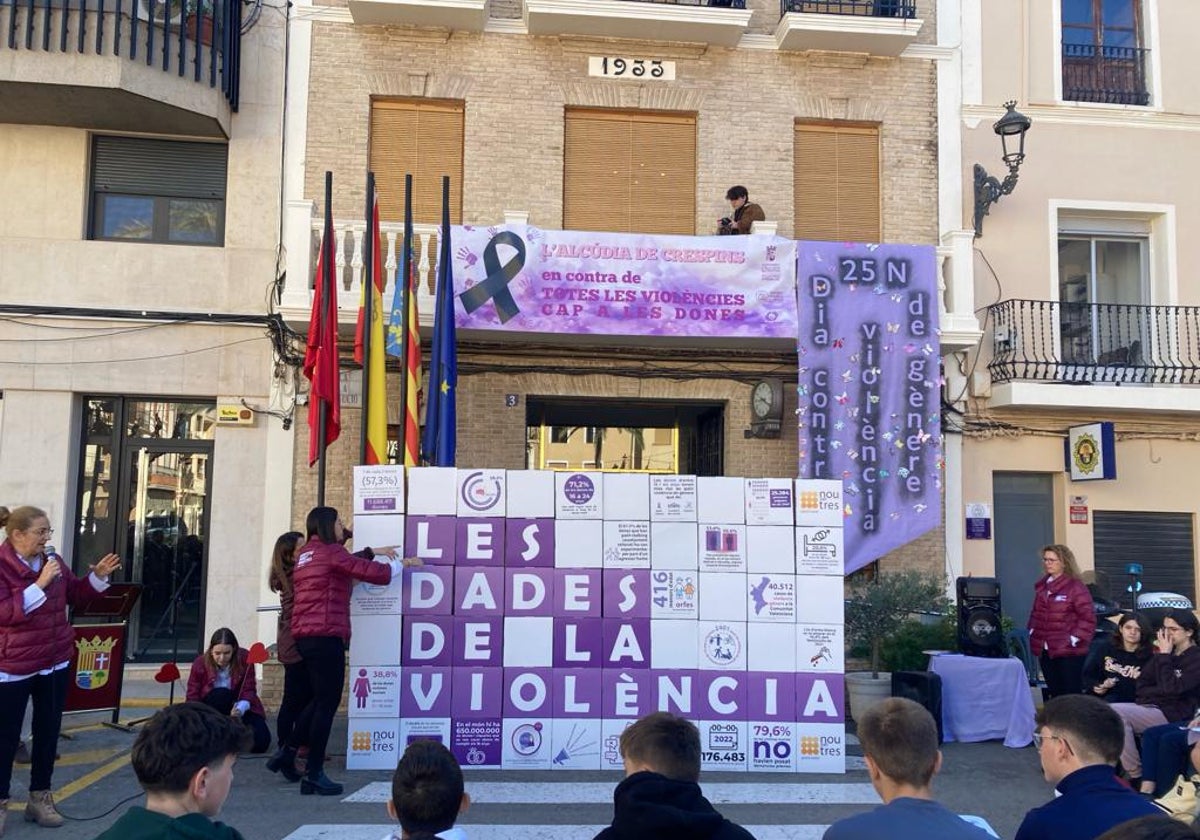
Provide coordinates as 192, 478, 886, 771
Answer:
796, 242, 942, 574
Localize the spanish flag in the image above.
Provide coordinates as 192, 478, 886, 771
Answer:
354, 189, 388, 465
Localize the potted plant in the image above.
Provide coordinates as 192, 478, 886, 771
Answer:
185, 0, 214, 46
844, 567, 949, 721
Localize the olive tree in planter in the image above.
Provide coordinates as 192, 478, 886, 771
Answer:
844, 568, 949, 721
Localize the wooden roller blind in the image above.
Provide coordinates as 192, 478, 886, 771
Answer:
794, 122, 881, 242
370, 99, 464, 225
564, 108, 696, 235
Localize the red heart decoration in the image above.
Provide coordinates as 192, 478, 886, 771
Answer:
154, 662, 181, 683
246, 642, 269, 666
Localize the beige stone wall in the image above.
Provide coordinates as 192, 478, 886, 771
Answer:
302, 26, 939, 246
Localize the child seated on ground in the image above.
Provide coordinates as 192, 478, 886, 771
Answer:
382, 740, 470, 840
187, 627, 271, 753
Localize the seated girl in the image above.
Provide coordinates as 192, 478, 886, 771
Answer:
187, 627, 271, 753
1083, 612, 1153, 704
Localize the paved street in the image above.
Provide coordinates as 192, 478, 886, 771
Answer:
4, 672, 1054, 840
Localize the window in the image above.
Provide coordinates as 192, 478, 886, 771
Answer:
369, 99, 464, 225
1061, 0, 1149, 105
794, 122, 880, 242
563, 108, 697, 236
1058, 215, 1149, 367
89, 136, 227, 245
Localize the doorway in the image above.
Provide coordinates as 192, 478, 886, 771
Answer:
993, 472, 1055, 630
75, 397, 215, 661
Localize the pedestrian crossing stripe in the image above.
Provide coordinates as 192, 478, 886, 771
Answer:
341, 780, 880, 805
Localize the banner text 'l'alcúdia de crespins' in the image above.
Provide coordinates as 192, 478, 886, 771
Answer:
344, 467, 847, 774
448, 226, 942, 574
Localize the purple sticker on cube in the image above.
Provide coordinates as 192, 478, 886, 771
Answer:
402, 615, 453, 667
455, 518, 505, 565
503, 668, 555, 716
403, 566, 454, 615
451, 668, 503, 718
601, 669, 653, 719
698, 671, 748, 719
364, 497, 397, 512
405, 516, 456, 565
602, 569, 650, 618
452, 718, 503, 767
506, 569, 555, 615
453, 616, 503, 667
553, 617, 604, 669
553, 669, 603, 718
555, 569, 602, 617
455, 567, 504, 615
505, 519, 555, 567
769, 489, 792, 508
795, 673, 845, 723
746, 672, 796, 721
602, 618, 650, 669
400, 667, 452, 717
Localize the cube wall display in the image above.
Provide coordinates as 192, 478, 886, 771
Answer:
603, 473, 650, 520
697, 477, 746, 524
505, 470, 555, 518
457, 469, 507, 517
407, 467, 457, 515
347, 471, 849, 775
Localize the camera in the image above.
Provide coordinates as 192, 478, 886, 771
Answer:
717, 217, 734, 235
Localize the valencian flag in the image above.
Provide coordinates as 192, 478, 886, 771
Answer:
303, 174, 341, 470
386, 174, 422, 467
420, 175, 457, 467
355, 181, 388, 465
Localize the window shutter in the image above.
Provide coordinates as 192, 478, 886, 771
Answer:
794, 123, 880, 242
564, 109, 696, 235
92, 137, 227, 198
370, 100, 464, 225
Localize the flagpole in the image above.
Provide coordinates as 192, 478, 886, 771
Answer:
397, 173, 413, 468
317, 170, 332, 507
359, 172, 375, 466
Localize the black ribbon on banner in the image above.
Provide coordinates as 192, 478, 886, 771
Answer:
459, 231, 525, 324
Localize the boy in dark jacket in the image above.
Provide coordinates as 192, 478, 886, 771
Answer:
594, 712, 755, 840
92, 703, 250, 840
1016, 695, 1162, 840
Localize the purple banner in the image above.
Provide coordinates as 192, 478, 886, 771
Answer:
796, 243, 942, 574
451, 226, 797, 339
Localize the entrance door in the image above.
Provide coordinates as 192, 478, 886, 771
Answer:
120, 444, 212, 660
74, 396, 215, 661
993, 472, 1055, 630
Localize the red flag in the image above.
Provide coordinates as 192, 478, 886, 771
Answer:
304, 212, 341, 467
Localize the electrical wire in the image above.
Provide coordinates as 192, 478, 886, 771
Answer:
0, 336, 268, 365
58, 789, 143, 822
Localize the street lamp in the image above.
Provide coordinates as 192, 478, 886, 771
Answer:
973, 100, 1032, 237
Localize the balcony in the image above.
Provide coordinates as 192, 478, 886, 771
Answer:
984, 299, 1200, 412
1062, 43, 1150, 107
774, 0, 921, 56
524, 0, 751, 48
0, 0, 241, 137
346, 0, 487, 31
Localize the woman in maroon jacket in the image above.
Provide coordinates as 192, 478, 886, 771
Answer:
1027, 543, 1095, 698
283, 506, 405, 796
186, 626, 271, 753
0, 505, 120, 832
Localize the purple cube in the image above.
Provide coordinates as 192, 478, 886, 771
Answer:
455, 518, 505, 565
454, 567, 504, 615
506, 569, 555, 615
746, 672, 796, 721
555, 569, 602, 617
698, 671, 748, 719
451, 668, 502, 718
403, 566, 454, 615
505, 518, 555, 567
400, 667, 452, 717
405, 516, 456, 565
402, 615, 453, 667
796, 673, 845, 723
503, 668, 555, 717
452, 616, 503, 667
603, 569, 651, 618
552, 669, 603, 718
553, 617, 604, 669
602, 618, 650, 669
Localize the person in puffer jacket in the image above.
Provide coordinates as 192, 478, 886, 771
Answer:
277, 506, 409, 797
594, 712, 755, 840
1028, 544, 1095, 699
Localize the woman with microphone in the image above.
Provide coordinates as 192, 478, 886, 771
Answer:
0, 505, 120, 832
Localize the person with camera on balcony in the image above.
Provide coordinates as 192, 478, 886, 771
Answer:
716, 185, 764, 235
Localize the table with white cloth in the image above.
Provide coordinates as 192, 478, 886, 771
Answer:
928, 653, 1035, 748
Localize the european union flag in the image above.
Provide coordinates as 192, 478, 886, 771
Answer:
421, 176, 456, 466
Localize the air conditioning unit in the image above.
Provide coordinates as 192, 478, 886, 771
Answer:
994, 323, 1016, 349
136, 0, 184, 26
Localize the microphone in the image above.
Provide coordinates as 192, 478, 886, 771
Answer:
45, 544, 63, 578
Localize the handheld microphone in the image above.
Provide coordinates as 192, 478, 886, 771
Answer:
45, 544, 63, 578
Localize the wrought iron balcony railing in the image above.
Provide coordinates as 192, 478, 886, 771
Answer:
780, 0, 915, 17
1062, 43, 1150, 107
988, 299, 1200, 385
1, 0, 242, 109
